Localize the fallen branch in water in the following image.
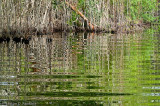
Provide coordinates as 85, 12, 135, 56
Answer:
65, 1, 95, 30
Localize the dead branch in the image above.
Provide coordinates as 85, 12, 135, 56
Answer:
65, 1, 95, 30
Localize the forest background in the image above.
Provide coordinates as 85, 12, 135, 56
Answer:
0, 0, 159, 35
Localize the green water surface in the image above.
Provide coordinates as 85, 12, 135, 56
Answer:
0, 28, 160, 106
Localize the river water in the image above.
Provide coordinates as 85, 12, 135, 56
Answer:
0, 29, 160, 105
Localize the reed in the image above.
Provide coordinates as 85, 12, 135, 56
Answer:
0, 0, 158, 36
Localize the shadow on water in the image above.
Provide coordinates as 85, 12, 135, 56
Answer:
0, 28, 160, 105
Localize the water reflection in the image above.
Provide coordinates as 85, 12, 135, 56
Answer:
0, 29, 160, 105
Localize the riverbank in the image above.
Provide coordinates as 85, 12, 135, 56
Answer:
0, 0, 158, 38
0, 23, 153, 45
0, 22, 150, 36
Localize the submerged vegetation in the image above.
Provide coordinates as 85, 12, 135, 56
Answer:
0, 0, 159, 35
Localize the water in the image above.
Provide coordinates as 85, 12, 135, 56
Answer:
0, 29, 160, 105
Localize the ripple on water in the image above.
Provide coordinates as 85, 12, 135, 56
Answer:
0, 30, 160, 105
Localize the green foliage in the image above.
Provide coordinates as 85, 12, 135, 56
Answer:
158, 25, 160, 32
141, 0, 157, 22
77, 0, 86, 10
126, 0, 157, 22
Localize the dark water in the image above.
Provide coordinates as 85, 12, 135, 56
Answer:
0, 29, 160, 106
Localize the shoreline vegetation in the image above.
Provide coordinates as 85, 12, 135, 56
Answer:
0, 0, 159, 38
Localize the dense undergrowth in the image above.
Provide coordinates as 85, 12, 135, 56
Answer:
0, 0, 159, 36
